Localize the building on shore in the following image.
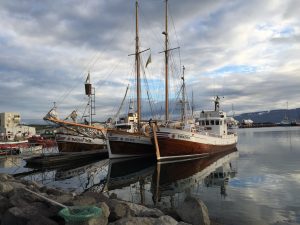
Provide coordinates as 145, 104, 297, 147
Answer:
0, 112, 36, 141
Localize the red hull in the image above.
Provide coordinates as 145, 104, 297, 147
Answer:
28, 136, 57, 148
0, 142, 29, 150
153, 137, 236, 160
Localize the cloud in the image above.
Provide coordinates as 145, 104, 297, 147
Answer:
0, 0, 299, 122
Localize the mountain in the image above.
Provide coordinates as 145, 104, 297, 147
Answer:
235, 108, 300, 123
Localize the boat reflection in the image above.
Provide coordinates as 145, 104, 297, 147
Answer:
152, 148, 238, 207
13, 148, 238, 202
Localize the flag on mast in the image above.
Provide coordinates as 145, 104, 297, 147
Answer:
145, 54, 151, 67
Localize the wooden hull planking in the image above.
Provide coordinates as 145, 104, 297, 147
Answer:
107, 131, 154, 158
152, 128, 237, 161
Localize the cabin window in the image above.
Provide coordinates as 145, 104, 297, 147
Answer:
211, 120, 215, 125
216, 120, 219, 125
205, 120, 209, 125
202, 121, 205, 126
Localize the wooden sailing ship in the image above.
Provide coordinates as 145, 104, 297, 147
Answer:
107, 0, 154, 159
150, 0, 238, 162
44, 73, 107, 153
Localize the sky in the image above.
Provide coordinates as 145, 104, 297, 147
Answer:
0, 0, 300, 123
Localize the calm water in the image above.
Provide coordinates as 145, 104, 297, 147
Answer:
1, 127, 299, 225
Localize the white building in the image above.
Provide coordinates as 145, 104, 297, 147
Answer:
0, 112, 36, 141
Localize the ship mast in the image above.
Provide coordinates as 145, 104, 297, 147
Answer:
164, 0, 169, 122
84, 72, 95, 125
136, 0, 141, 129
181, 66, 187, 124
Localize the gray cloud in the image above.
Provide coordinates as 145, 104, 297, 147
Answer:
0, 0, 299, 122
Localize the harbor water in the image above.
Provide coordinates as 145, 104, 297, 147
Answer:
0, 126, 299, 225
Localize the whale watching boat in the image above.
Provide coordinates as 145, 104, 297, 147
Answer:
149, 0, 237, 162
151, 95, 238, 162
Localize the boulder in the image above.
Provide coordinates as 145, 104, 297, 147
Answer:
71, 195, 97, 206
20, 180, 44, 192
26, 214, 58, 225
107, 200, 134, 222
1, 202, 58, 225
9, 181, 26, 190
1, 207, 29, 225
51, 193, 74, 206
109, 215, 179, 225
96, 202, 110, 225
0, 183, 14, 196
123, 202, 164, 218
176, 197, 210, 225
0, 195, 11, 215
109, 193, 118, 199
83, 191, 110, 203
9, 188, 41, 207
0, 174, 13, 182
40, 186, 65, 196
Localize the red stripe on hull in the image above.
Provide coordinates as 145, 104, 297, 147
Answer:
0, 142, 29, 150
57, 142, 106, 153
109, 141, 154, 156
153, 138, 236, 158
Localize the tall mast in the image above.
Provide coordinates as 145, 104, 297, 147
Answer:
164, 0, 169, 122
136, 0, 141, 129
85, 72, 93, 125
181, 66, 186, 123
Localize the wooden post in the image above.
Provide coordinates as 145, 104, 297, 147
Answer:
151, 122, 160, 160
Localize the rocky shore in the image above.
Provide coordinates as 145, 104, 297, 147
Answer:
0, 173, 211, 225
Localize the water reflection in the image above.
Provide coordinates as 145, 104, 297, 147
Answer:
152, 149, 238, 208
2, 127, 300, 224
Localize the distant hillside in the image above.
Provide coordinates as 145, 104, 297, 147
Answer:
235, 108, 300, 123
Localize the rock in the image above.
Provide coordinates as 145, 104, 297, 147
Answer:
20, 180, 44, 192
160, 208, 181, 221
0, 195, 11, 215
0, 174, 13, 182
157, 215, 179, 225
123, 202, 164, 218
9, 188, 41, 207
109, 215, 179, 225
98, 202, 110, 218
176, 197, 210, 225
10, 181, 26, 188
109, 193, 118, 199
0, 183, 14, 195
109, 217, 156, 225
26, 214, 58, 225
71, 195, 97, 206
51, 193, 74, 206
1, 207, 29, 225
96, 202, 110, 225
1, 203, 57, 225
40, 186, 65, 196
107, 200, 134, 222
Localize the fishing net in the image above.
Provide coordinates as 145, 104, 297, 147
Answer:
59, 206, 102, 223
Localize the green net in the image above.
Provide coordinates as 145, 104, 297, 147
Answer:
59, 206, 102, 223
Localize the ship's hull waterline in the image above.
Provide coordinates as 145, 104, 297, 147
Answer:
107, 130, 154, 159
56, 133, 106, 153
152, 128, 238, 162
